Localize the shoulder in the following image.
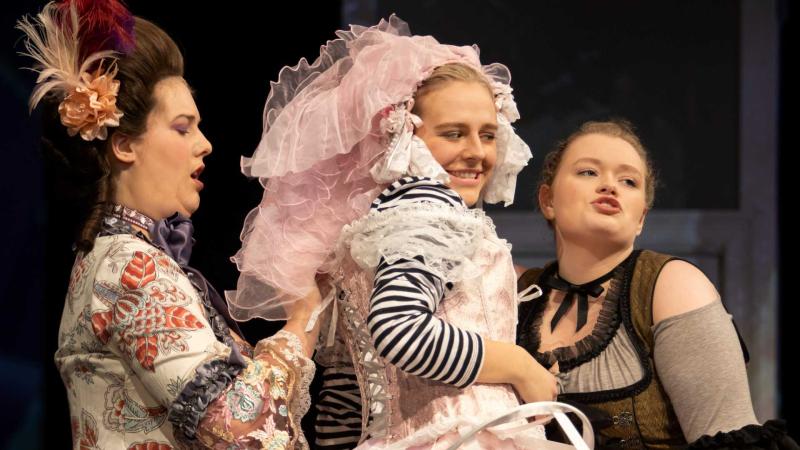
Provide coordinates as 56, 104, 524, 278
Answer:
93, 233, 160, 260
91, 234, 187, 292
372, 176, 464, 211
652, 258, 720, 325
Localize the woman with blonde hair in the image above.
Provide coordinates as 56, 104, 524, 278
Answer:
229, 15, 565, 449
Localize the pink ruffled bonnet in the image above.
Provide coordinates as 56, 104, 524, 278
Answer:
227, 15, 531, 321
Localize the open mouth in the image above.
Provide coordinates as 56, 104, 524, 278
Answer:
191, 166, 205, 190
191, 165, 204, 180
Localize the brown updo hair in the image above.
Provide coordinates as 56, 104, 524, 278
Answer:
39, 17, 184, 251
538, 119, 658, 225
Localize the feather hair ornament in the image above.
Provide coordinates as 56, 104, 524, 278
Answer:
64, 0, 135, 57
16, 1, 134, 141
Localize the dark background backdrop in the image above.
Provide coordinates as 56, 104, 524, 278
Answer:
0, 0, 794, 447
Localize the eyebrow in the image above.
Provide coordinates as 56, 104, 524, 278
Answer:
433, 122, 498, 131
172, 114, 200, 124
572, 157, 643, 175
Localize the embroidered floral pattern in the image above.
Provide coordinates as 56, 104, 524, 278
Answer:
248, 415, 291, 450
68, 253, 96, 312
91, 250, 205, 371
225, 380, 262, 422
104, 376, 168, 433
241, 359, 265, 383
193, 331, 315, 449
72, 409, 100, 450
154, 254, 183, 282
57, 230, 313, 448
73, 357, 98, 385
268, 367, 288, 400
166, 375, 187, 398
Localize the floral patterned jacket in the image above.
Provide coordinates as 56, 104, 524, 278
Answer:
55, 224, 314, 449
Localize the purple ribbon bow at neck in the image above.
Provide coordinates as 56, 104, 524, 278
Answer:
150, 213, 195, 267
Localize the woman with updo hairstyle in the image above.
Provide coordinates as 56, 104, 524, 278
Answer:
19, 1, 320, 447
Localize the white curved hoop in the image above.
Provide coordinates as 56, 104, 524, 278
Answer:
444, 401, 594, 450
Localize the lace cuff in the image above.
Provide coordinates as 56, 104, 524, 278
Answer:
255, 330, 316, 449
188, 330, 316, 449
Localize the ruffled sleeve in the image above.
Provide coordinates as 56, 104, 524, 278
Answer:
194, 330, 315, 449
339, 176, 490, 284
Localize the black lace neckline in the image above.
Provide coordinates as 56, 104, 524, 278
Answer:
541, 264, 617, 333
518, 251, 638, 373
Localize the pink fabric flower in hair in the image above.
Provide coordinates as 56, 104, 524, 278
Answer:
58, 64, 123, 141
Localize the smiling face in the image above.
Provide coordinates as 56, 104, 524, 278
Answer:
539, 133, 648, 248
413, 80, 498, 206
111, 76, 212, 219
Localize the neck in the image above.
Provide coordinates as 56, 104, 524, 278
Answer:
113, 180, 167, 222
107, 202, 154, 239
555, 239, 633, 284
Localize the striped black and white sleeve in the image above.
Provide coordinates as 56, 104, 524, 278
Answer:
366, 177, 485, 388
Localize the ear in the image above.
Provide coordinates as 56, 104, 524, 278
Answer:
110, 132, 136, 164
538, 184, 555, 220
635, 208, 648, 236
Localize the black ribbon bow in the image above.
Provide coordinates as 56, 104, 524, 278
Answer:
541, 269, 615, 333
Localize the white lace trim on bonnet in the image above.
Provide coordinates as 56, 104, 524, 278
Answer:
227, 15, 531, 321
